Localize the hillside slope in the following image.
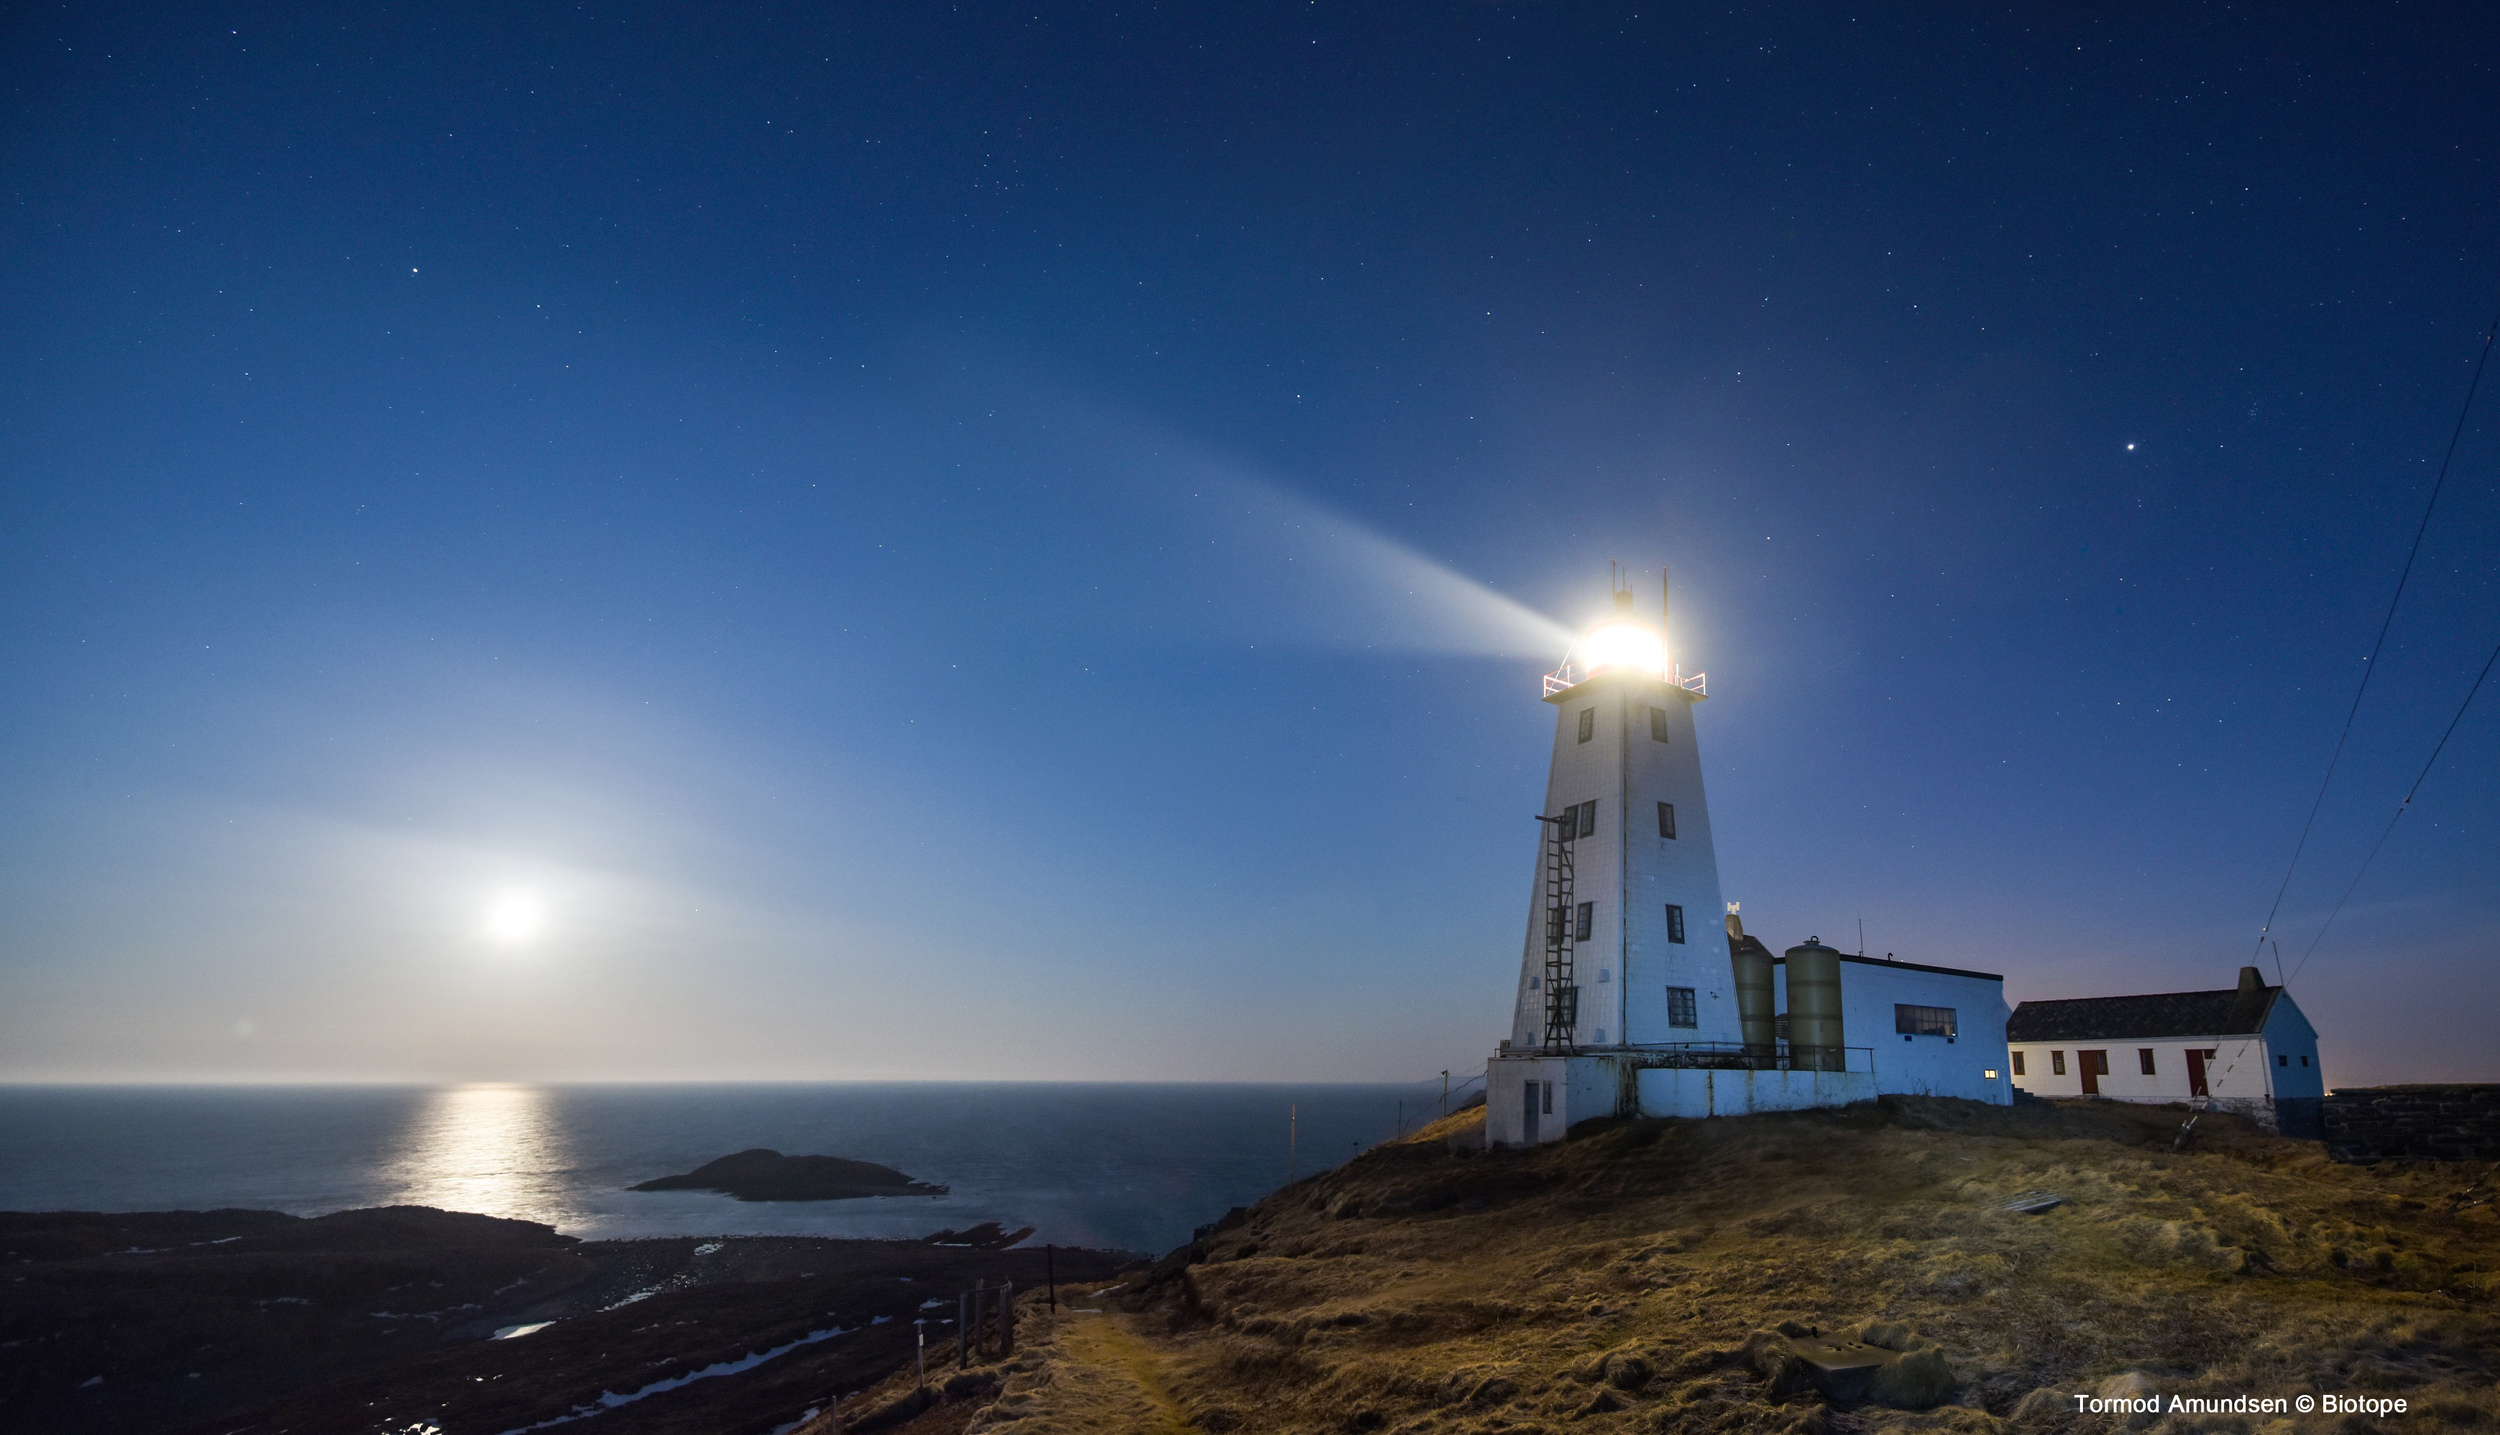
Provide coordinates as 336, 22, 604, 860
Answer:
947, 1097, 2498, 1433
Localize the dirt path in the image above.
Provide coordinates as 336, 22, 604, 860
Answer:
976, 1306, 1200, 1435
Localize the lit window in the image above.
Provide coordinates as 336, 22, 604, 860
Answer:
1657, 801, 1676, 839
2139, 1048, 2156, 1075
1649, 706, 1670, 742
1575, 902, 1593, 941
1578, 708, 1595, 743
2051, 1051, 2067, 1076
2011, 1051, 2025, 1076
1666, 986, 1697, 1028
1894, 1004, 1957, 1038
1983, 1068, 1999, 1079
1665, 903, 1686, 943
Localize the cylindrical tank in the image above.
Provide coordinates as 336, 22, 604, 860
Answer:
1784, 939, 1846, 1072
1727, 914, 1778, 1067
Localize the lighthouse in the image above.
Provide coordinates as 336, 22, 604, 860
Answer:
1483, 574, 2014, 1145
1504, 581, 1733, 1054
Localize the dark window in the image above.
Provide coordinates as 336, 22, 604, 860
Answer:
1577, 708, 1595, 743
2277, 1053, 2287, 1067
1666, 987, 1698, 1028
1540, 1081, 1553, 1114
1893, 1004, 1957, 1038
2050, 1051, 2067, 1076
1556, 799, 1595, 843
1657, 801, 1677, 839
1664, 903, 1686, 943
2301, 1055, 2310, 1067
2139, 1048, 2157, 1075
2011, 1051, 2026, 1076
1649, 706, 1670, 742
1575, 902, 1594, 941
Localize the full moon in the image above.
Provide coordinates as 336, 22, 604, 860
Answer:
483, 893, 544, 945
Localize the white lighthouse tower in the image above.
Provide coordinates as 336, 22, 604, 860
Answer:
1503, 580, 1733, 1057
1482, 574, 2015, 1145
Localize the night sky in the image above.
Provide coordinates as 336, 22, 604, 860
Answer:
5, 4, 2496, 1085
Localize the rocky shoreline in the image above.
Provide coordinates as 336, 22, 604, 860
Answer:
0, 1206, 1134, 1435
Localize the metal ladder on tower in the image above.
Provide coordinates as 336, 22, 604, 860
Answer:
1539, 813, 1577, 1050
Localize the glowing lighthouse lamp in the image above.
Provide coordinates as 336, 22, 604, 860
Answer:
1542, 588, 1698, 696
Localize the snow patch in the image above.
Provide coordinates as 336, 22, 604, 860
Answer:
490, 1323, 852, 1434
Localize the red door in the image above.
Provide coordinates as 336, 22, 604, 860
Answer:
2186, 1048, 2210, 1097
2078, 1050, 2106, 1096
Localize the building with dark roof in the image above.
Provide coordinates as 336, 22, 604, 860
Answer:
2005, 966, 2321, 1136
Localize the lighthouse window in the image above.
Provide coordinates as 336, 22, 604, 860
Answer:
1894, 1005, 1957, 1038
1657, 802, 1677, 839
1577, 708, 1595, 743
1560, 800, 1600, 845
1664, 903, 1686, 943
1649, 705, 1670, 743
1666, 986, 1698, 1028
1575, 902, 1594, 941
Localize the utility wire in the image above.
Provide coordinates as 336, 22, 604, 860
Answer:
2285, 631, 2500, 988
2249, 307, 2500, 977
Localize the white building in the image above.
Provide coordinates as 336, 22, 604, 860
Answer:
2006, 968, 2324, 1136
1483, 584, 2014, 1146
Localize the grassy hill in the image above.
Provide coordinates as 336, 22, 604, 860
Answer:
844, 1095, 2499, 1434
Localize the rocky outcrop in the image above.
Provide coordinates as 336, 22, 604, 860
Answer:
630, 1148, 948, 1201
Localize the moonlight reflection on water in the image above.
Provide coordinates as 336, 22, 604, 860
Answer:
380, 1083, 572, 1226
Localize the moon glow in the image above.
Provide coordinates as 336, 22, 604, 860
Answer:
484, 893, 545, 946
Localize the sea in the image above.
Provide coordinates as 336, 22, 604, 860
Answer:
0, 1082, 1449, 1257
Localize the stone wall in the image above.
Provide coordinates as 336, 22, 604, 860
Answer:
2321, 1085, 2500, 1163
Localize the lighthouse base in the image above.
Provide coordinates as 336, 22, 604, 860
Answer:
1485, 1051, 1885, 1147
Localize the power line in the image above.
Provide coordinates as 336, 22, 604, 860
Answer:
2249, 306, 2500, 977
2285, 631, 2500, 988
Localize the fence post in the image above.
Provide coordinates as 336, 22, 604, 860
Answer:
999, 1278, 1014, 1356
958, 1291, 970, 1368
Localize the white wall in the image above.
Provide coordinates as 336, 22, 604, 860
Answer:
1773, 955, 2014, 1104
2263, 999, 2325, 1100
1636, 1066, 1876, 1117
2010, 1035, 2270, 1102
1485, 1054, 1627, 1145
